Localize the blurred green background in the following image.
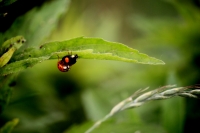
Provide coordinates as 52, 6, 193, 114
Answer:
0, 0, 200, 133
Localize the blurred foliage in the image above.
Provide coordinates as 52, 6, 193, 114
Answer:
0, 0, 200, 133
67, 119, 167, 133
0, 0, 69, 48
0, 118, 19, 133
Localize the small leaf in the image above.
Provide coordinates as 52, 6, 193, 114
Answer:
0, 37, 165, 76
0, 36, 26, 67
0, 36, 25, 56
0, 118, 19, 133
0, 47, 15, 67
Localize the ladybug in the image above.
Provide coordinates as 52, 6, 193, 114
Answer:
57, 54, 78, 72
57, 60, 70, 72
62, 54, 78, 66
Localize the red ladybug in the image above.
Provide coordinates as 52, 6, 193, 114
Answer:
57, 54, 78, 72
57, 60, 70, 72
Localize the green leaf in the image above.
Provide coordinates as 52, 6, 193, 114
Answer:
0, 0, 70, 113
0, 36, 25, 55
0, 37, 165, 76
0, 47, 16, 67
0, 118, 19, 133
0, 36, 26, 67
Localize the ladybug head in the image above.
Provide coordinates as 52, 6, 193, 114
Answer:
71, 54, 78, 59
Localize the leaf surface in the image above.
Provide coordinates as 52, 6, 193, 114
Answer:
0, 36, 25, 67
0, 37, 165, 76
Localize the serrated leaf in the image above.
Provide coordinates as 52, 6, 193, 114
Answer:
0, 118, 19, 133
0, 37, 164, 76
0, 36, 26, 67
